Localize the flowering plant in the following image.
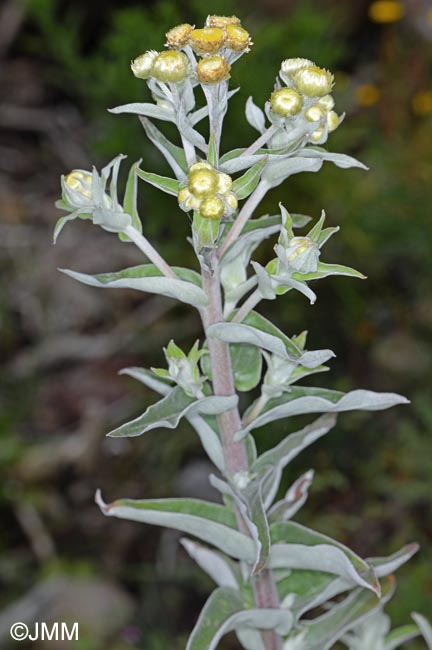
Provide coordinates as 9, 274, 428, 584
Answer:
54, 14, 431, 650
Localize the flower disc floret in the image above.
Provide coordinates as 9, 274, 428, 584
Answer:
189, 27, 226, 55
165, 23, 194, 48
225, 24, 252, 51
293, 66, 334, 97
196, 56, 231, 84
152, 50, 189, 83
270, 88, 303, 117
131, 50, 158, 79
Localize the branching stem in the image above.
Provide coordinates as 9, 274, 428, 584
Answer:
124, 225, 178, 279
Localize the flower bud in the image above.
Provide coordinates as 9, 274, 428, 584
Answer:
216, 172, 233, 194
200, 195, 225, 220
131, 50, 158, 79
178, 186, 201, 212
165, 23, 194, 48
224, 24, 252, 51
152, 50, 189, 83
65, 170, 93, 199
285, 236, 320, 273
310, 126, 325, 144
189, 27, 225, 55
224, 192, 238, 212
206, 15, 241, 28
196, 56, 231, 84
280, 57, 315, 77
293, 66, 334, 97
188, 167, 219, 198
317, 94, 335, 111
327, 110, 340, 132
304, 104, 325, 122
270, 88, 303, 117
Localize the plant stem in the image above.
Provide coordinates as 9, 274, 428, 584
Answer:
241, 124, 277, 157
232, 288, 262, 323
218, 181, 269, 259
201, 261, 282, 650
181, 135, 196, 167
124, 225, 178, 279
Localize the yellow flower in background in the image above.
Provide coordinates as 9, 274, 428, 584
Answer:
369, 1, 405, 24
412, 91, 432, 116
356, 84, 381, 107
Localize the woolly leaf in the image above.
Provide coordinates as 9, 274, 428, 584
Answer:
232, 158, 268, 200
59, 264, 208, 308
136, 167, 181, 196
245, 96, 266, 134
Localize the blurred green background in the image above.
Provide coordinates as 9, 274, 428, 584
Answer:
0, 0, 431, 647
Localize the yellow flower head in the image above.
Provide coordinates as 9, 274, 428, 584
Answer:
196, 56, 231, 84
270, 88, 303, 117
152, 50, 189, 83
165, 23, 194, 49
131, 51, 158, 79
293, 66, 334, 97
189, 27, 226, 55
327, 111, 340, 132
317, 94, 335, 111
188, 165, 219, 199
178, 163, 237, 220
206, 15, 241, 28
225, 24, 252, 52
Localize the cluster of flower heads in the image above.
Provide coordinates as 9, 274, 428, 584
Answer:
269, 58, 341, 144
131, 15, 252, 86
178, 162, 238, 221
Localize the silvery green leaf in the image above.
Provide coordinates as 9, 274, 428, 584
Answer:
186, 587, 293, 650
208, 314, 334, 367
207, 133, 218, 168
180, 538, 239, 589
268, 470, 315, 522
301, 147, 368, 170
220, 217, 281, 265
136, 167, 181, 196
368, 543, 419, 578
273, 274, 318, 305
232, 159, 268, 200
262, 156, 323, 189
269, 521, 379, 593
120, 368, 225, 471
96, 491, 254, 561
139, 117, 187, 180
245, 96, 266, 134
296, 576, 394, 650
295, 262, 366, 282
251, 262, 276, 300
92, 208, 132, 232
176, 107, 208, 152
59, 264, 208, 308
119, 161, 143, 242
209, 474, 270, 576
107, 386, 237, 437
317, 226, 340, 248
384, 625, 421, 650
412, 613, 432, 649
236, 629, 265, 650
109, 102, 175, 121
231, 343, 263, 392
53, 209, 82, 243
242, 387, 409, 434
189, 104, 209, 126
253, 415, 336, 508
187, 414, 225, 472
